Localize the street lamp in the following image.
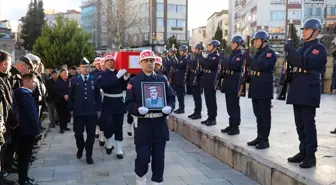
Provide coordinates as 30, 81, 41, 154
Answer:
92, 28, 97, 49
152, 32, 156, 51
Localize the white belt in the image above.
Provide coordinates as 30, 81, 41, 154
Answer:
140, 113, 164, 119
104, 93, 123, 98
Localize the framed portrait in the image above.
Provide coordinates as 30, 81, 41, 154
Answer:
141, 82, 167, 110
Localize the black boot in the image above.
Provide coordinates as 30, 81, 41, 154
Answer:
201, 118, 210, 124
255, 139, 269, 149
188, 113, 195, 118
76, 148, 83, 159
191, 114, 201, 120
227, 128, 240, 135
95, 134, 99, 138
330, 128, 336, 134
174, 109, 185, 114
99, 141, 105, 147
205, 119, 216, 126
221, 126, 231, 133
1, 177, 16, 185
86, 156, 94, 164
247, 137, 259, 146
287, 152, 305, 163
299, 153, 316, 168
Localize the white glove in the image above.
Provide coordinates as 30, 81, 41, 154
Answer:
162, 106, 172, 115
116, 69, 127, 79
138, 106, 149, 115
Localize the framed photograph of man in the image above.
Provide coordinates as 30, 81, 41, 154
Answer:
141, 82, 167, 110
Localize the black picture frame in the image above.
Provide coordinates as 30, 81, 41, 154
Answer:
141, 82, 167, 110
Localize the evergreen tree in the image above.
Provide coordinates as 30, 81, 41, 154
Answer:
33, 16, 95, 68
166, 35, 180, 52
290, 26, 300, 49
20, 0, 45, 51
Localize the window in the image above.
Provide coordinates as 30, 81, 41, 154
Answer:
288, 9, 301, 20
176, 34, 186, 41
177, 19, 185, 27
157, 18, 164, 26
327, 7, 336, 16
288, 0, 301, 4
316, 8, 321, 16
156, 32, 164, 41
167, 19, 176, 27
270, 11, 285, 20
157, 3, 163, 12
177, 5, 185, 13
168, 4, 176, 12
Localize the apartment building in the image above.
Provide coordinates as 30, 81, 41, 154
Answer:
45, 10, 81, 27
81, 1, 97, 46
190, 26, 206, 48
204, 10, 229, 46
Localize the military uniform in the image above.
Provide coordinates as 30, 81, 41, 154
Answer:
220, 47, 244, 135
244, 31, 277, 149
99, 68, 128, 158
285, 18, 327, 168
200, 43, 220, 126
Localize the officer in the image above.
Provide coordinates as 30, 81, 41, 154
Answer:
68, 58, 102, 164
187, 44, 203, 120
220, 35, 244, 135
54, 68, 71, 133
161, 50, 169, 78
200, 40, 221, 126
125, 50, 175, 185
154, 56, 164, 76
285, 18, 327, 168
243, 30, 277, 149
99, 55, 129, 159
90, 57, 102, 78
171, 45, 188, 114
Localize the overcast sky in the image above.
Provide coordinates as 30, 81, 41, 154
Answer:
1, 0, 228, 31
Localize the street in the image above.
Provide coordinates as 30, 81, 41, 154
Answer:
26, 124, 260, 185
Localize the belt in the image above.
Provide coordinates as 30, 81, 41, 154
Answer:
292, 67, 307, 73
104, 93, 123, 98
190, 69, 197, 73
250, 70, 261, 76
203, 69, 214, 74
224, 70, 240, 75
139, 113, 164, 119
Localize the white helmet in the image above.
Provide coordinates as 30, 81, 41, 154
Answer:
140, 50, 156, 61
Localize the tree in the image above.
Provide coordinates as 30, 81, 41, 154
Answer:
101, 0, 142, 50
166, 35, 180, 51
20, 0, 45, 51
290, 25, 300, 49
212, 26, 229, 51
33, 16, 94, 68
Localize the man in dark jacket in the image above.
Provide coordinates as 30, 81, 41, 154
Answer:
13, 73, 41, 185
46, 70, 58, 128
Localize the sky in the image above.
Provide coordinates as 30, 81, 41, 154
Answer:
1, 0, 228, 32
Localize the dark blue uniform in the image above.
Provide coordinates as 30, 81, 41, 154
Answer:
220, 49, 244, 130
162, 57, 170, 78
13, 87, 40, 185
286, 39, 327, 156
125, 71, 175, 183
171, 55, 187, 112
68, 74, 101, 159
99, 70, 127, 149
200, 51, 220, 123
90, 69, 102, 79
187, 53, 202, 118
246, 45, 277, 143
54, 77, 71, 132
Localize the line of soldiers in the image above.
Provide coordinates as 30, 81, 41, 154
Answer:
158, 18, 328, 169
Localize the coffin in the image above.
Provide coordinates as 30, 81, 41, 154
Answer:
106, 51, 142, 75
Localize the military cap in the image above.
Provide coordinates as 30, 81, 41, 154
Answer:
80, 57, 90, 65
51, 69, 57, 74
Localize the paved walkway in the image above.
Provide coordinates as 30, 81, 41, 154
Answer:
27, 124, 260, 185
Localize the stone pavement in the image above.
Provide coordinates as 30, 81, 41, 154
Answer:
169, 93, 336, 185
26, 124, 260, 185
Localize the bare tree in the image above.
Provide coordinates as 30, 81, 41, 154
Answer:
100, 0, 142, 50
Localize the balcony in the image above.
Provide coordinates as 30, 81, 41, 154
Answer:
235, 0, 242, 9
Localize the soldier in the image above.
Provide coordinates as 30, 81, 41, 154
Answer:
54, 68, 71, 133
125, 50, 175, 185
187, 44, 203, 120
90, 57, 102, 79
171, 45, 188, 114
68, 58, 102, 164
200, 40, 221, 126
285, 18, 327, 168
243, 30, 277, 149
154, 56, 164, 76
220, 36, 244, 135
99, 55, 129, 159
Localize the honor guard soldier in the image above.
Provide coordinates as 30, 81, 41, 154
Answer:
285, 18, 327, 168
125, 50, 175, 185
161, 50, 169, 77
154, 56, 164, 76
220, 35, 244, 135
99, 55, 129, 158
200, 40, 221, 126
68, 58, 102, 164
90, 57, 102, 79
243, 30, 277, 149
187, 44, 203, 120
172, 45, 188, 114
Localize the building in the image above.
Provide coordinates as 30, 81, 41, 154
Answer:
0, 20, 15, 57
81, 1, 97, 46
204, 10, 229, 46
45, 9, 81, 27
127, 0, 188, 51
190, 26, 206, 48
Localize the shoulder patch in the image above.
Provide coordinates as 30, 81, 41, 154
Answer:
312, 49, 319, 55
212, 57, 217, 60
127, 84, 133, 90
266, 53, 272, 58
236, 57, 241, 62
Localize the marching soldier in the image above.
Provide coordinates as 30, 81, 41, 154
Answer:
99, 55, 129, 159
187, 44, 203, 120
171, 45, 188, 114
200, 40, 220, 126
285, 18, 327, 168
220, 36, 244, 135
68, 58, 101, 164
243, 30, 277, 149
125, 50, 175, 185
